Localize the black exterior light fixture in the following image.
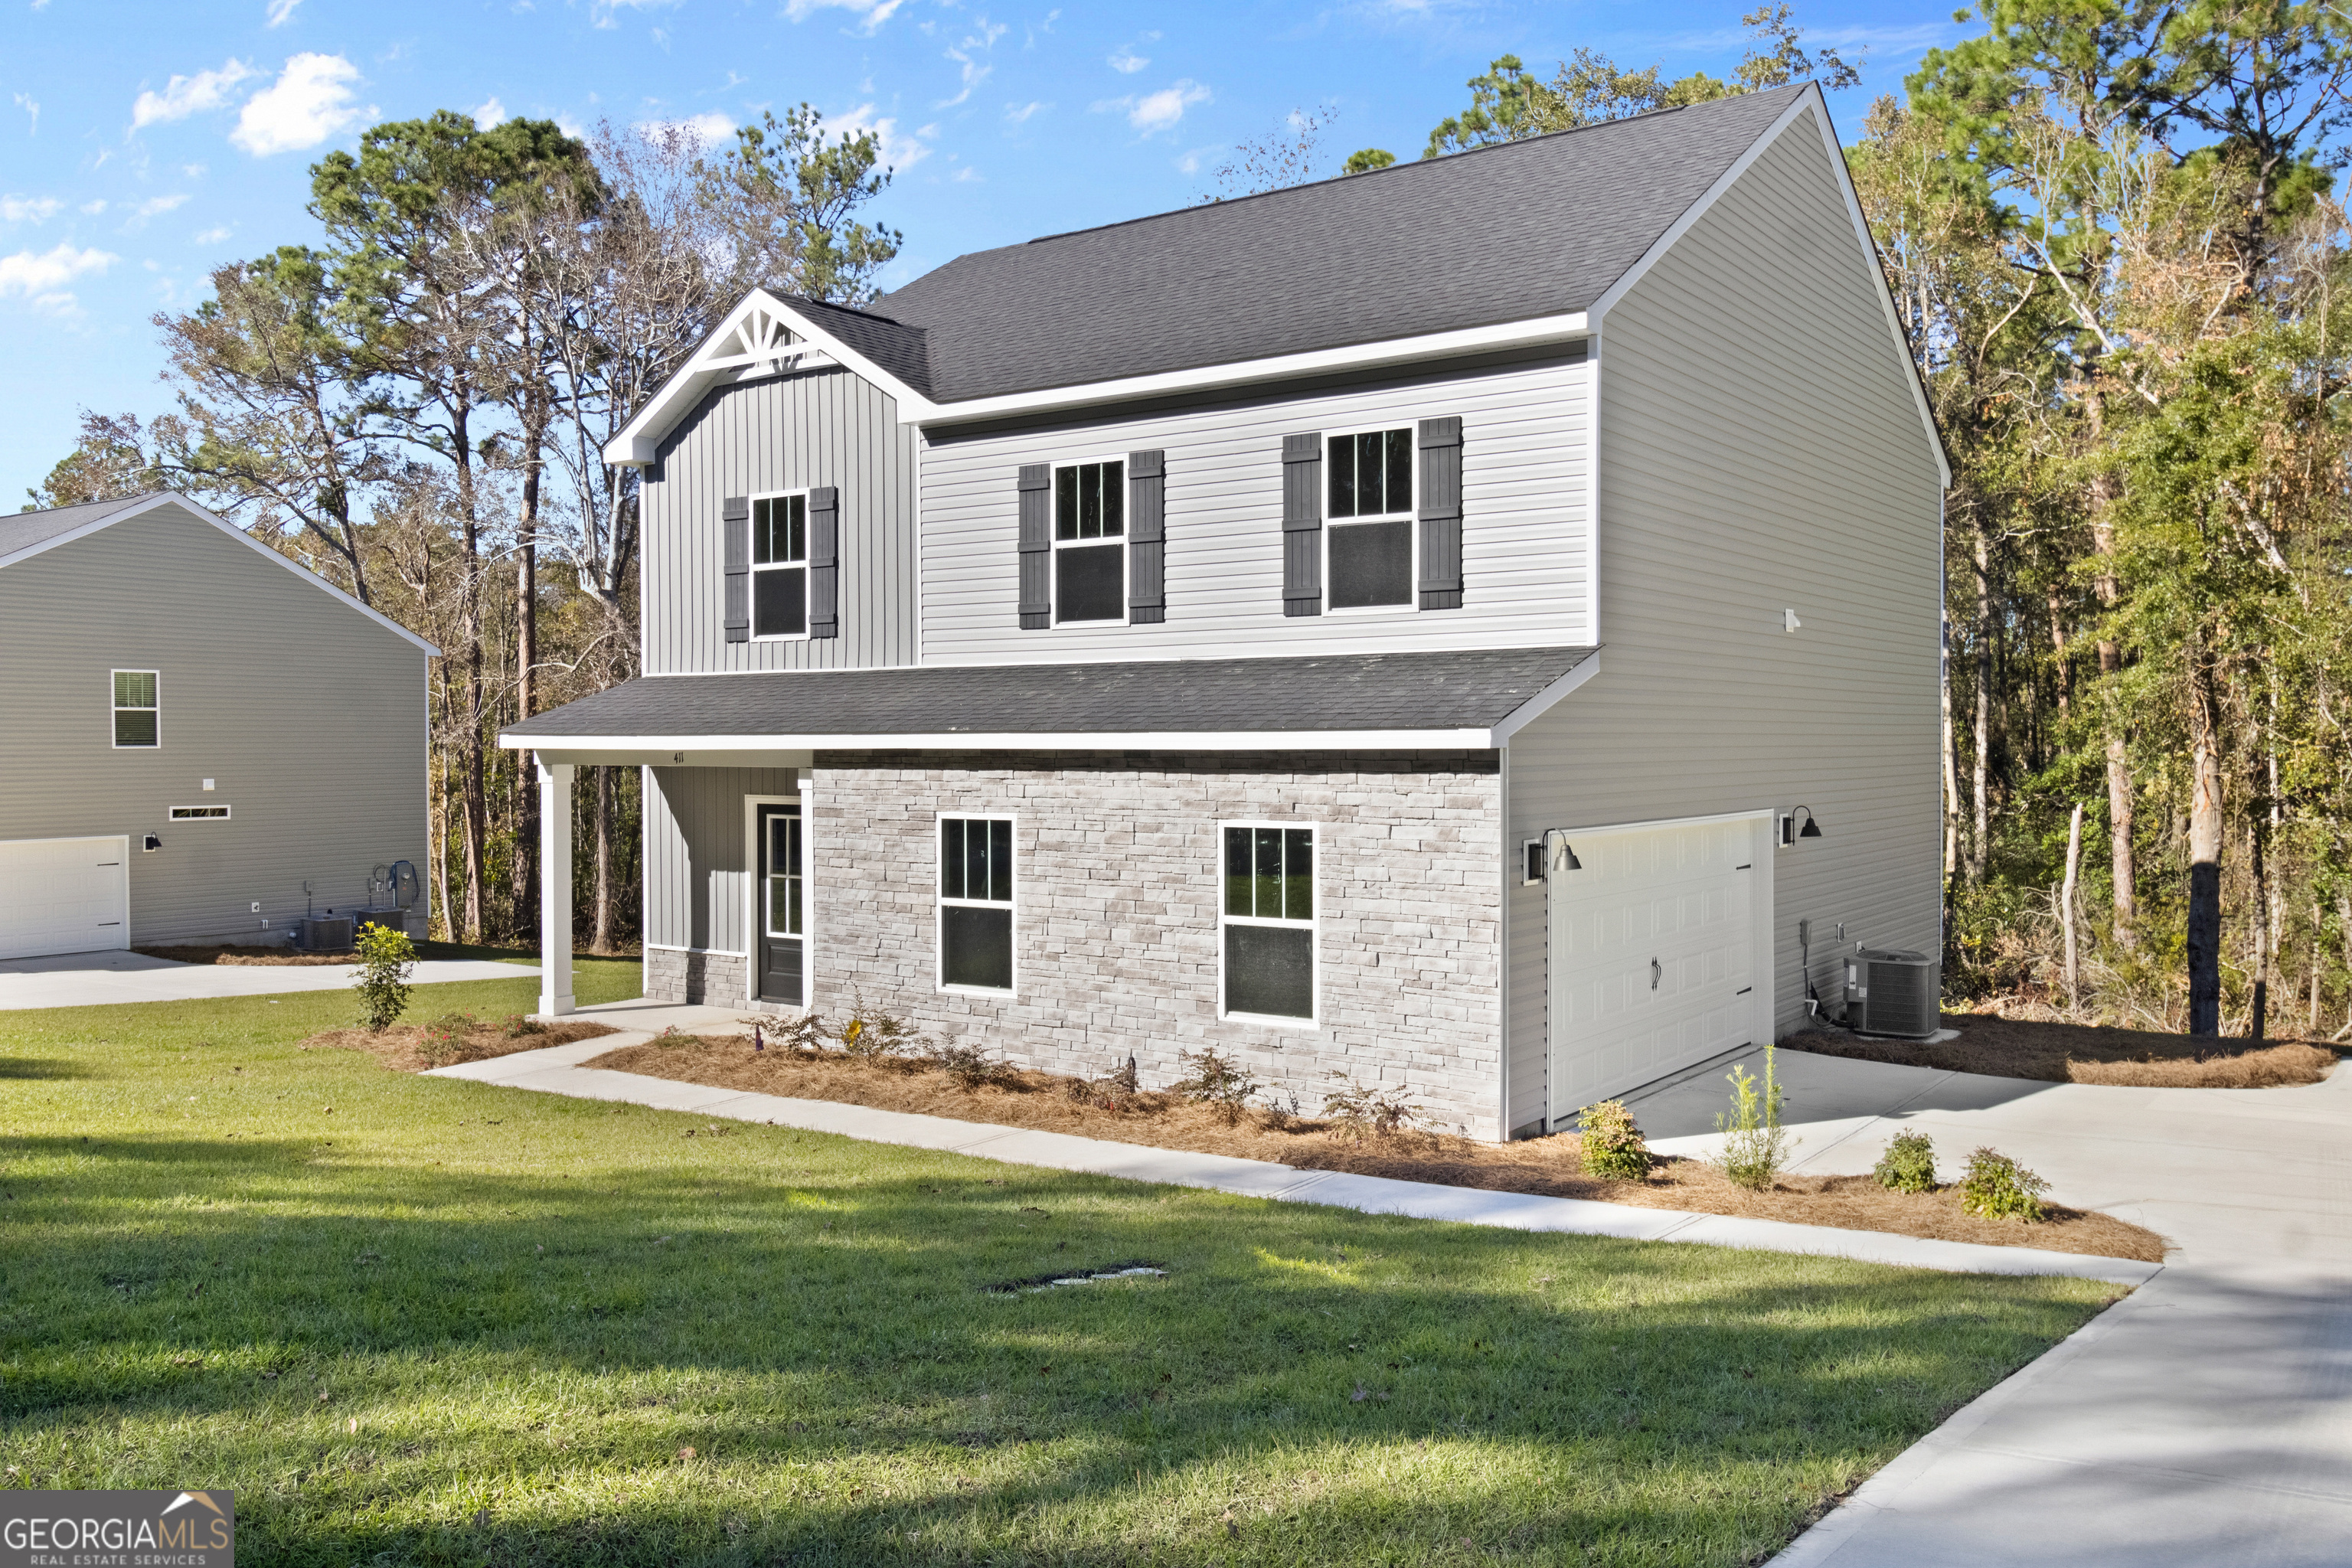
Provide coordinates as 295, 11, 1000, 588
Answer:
142, 833, 162, 853
1781, 806, 1824, 846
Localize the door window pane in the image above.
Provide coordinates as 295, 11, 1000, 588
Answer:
1328, 520, 1413, 609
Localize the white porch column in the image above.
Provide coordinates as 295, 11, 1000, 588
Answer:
537, 759, 575, 1017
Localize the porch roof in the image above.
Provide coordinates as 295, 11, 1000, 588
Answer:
501, 645, 1599, 754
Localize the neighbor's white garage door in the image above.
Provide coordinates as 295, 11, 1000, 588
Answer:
1547, 814, 1771, 1123
0, 836, 130, 960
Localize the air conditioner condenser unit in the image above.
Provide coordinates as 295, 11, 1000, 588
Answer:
1845, 947, 1940, 1038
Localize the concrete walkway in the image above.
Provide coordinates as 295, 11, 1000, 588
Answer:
1609, 1038, 2352, 1568
0, 948, 539, 1009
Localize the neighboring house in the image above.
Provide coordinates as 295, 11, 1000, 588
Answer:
504, 83, 1948, 1142
0, 492, 434, 959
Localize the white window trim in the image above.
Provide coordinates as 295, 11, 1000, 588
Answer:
170, 805, 232, 821
743, 789, 812, 1012
1321, 424, 1418, 617
935, 808, 1018, 997
749, 488, 812, 644
1050, 456, 1129, 628
111, 668, 160, 750
1217, 818, 1321, 1028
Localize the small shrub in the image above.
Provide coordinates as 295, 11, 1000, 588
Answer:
927, 1038, 1016, 1090
1321, 1073, 1426, 1143
1170, 1047, 1260, 1125
416, 1014, 472, 1067
354, 923, 417, 1031
1065, 1055, 1142, 1113
840, 993, 926, 1059
1958, 1147, 2050, 1222
499, 1013, 544, 1039
1873, 1130, 1939, 1194
1713, 1044, 1795, 1191
1575, 1100, 1652, 1180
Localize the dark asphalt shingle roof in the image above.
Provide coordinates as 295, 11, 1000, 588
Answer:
0, 492, 159, 562
854, 86, 1805, 403
506, 646, 1596, 741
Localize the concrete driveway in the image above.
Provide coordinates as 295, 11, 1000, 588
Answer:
1617, 1043, 2352, 1567
0, 948, 539, 1009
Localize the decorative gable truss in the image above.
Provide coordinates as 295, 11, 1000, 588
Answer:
704, 297, 837, 380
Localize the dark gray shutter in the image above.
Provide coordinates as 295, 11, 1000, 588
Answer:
807, 485, 839, 639
1281, 433, 1321, 617
1127, 449, 1165, 624
722, 495, 750, 643
1017, 464, 1052, 629
1417, 416, 1464, 610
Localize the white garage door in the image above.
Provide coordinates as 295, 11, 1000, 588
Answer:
1547, 814, 1771, 1124
0, 837, 131, 961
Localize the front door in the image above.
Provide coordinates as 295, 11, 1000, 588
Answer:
757, 804, 804, 1005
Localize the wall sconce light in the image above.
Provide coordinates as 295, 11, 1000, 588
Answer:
142, 834, 162, 853
1780, 806, 1824, 846
1544, 829, 1583, 873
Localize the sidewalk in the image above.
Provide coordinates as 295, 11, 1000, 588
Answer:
0, 948, 537, 1009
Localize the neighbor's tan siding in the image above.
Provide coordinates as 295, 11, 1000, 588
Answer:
1502, 106, 1945, 1133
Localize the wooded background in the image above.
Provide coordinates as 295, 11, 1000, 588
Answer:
29, 4, 2352, 1041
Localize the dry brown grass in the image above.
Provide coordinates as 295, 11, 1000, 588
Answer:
136, 944, 356, 966
586, 1034, 2167, 1263
1796, 1014, 2341, 1089
305, 1014, 617, 1073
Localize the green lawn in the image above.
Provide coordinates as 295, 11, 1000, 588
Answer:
0, 962, 2118, 1566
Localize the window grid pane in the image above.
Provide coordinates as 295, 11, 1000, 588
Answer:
115, 671, 156, 709
1386, 430, 1413, 513
1284, 828, 1313, 920
990, 818, 1014, 900
1225, 828, 1252, 916
1055, 468, 1080, 541
1356, 431, 1381, 511
1102, 462, 1124, 535
941, 819, 965, 900
1328, 436, 1356, 518
115, 710, 158, 747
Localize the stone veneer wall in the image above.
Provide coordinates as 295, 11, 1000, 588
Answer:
645, 946, 747, 1008
805, 750, 1508, 1140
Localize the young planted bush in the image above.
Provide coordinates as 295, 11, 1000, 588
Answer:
1171, 1047, 1260, 1126
417, 1012, 474, 1067
1873, 1129, 1939, 1194
926, 1037, 1017, 1090
1713, 1044, 1795, 1191
1575, 1100, 1653, 1180
841, 992, 926, 1059
1321, 1073, 1426, 1143
1959, 1147, 2050, 1222
353, 921, 417, 1031
1065, 1054, 1142, 1113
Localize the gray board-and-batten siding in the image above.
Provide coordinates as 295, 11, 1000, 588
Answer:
0, 498, 430, 946
642, 765, 800, 958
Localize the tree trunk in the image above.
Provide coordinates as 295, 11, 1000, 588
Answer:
2086, 391, 2136, 949
2308, 899, 2325, 1036
2047, 587, 2071, 722
593, 765, 616, 955
2061, 802, 2084, 1012
1969, 524, 1992, 884
511, 465, 540, 942
2187, 642, 2225, 1037
2250, 814, 2269, 1042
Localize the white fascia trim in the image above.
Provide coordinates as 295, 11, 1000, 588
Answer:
909, 310, 1592, 430
505, 728, 1509, 753
1585, 83, 1950, 490
1488, 650, 1602, 746
0, 493, 440, 655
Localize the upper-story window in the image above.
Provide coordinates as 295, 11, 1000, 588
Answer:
112, 670, 159, 748
1326, 428, 1414, 611
752, 492, 808, 639
1054, 459, 1125, 623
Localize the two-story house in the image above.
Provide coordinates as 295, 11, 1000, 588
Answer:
501, 83, 1947, 1142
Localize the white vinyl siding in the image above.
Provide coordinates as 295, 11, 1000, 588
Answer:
919, 348, 1589, 662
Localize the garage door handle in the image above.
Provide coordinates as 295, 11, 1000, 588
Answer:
1650, 958, 1661, 991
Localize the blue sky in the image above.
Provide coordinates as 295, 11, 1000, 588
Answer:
0, 0, 1962, 503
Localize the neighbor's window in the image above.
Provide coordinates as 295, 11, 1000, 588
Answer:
1222, 823, 1315, 1021
1325, 428, 1413, 610
752, 492, 808, 639
939, 815, 1014, 991
112, 670, 158, 748
1054, 459, 1125, 623
169, 805, 231, 821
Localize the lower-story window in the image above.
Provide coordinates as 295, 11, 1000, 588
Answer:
939, 815, 1014, 991
1221, 822, 1315, 1021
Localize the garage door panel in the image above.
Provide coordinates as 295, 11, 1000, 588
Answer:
0, 837, 131, 961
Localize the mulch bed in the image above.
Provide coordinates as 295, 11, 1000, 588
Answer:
1795, 1013, 2341, 1089
584, 1034, 2167, 1264
305, 1012, 617, 1073
137, 945, 357, 967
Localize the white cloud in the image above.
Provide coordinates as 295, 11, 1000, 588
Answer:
784, 0, 908, 35
231, 54, 368, 155
12, 93, 36, 136
0, 195, 62, 223
266, 0, 302, 24
1004, 100, 1046, 125
194, 225, 232, 243
474, 96, 508, 128
1107, 47, 1148, 74
591, 0, 681, 24
131, 60, 258, 132
1095, 79, 1210, 136
0, 243, 118, 309
822, 103, 930, 169
637, 111, 736, 150
80, 199, 107, 214
938, 18, 1007, 108
125, 193, 191, 228
952, 165, 982, 182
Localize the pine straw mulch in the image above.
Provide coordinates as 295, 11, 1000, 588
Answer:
136, 944, 357, 966
584, 1034, 2167, 1264
1792, 1012, 2341, 1089
304, 1013, 619, 1073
